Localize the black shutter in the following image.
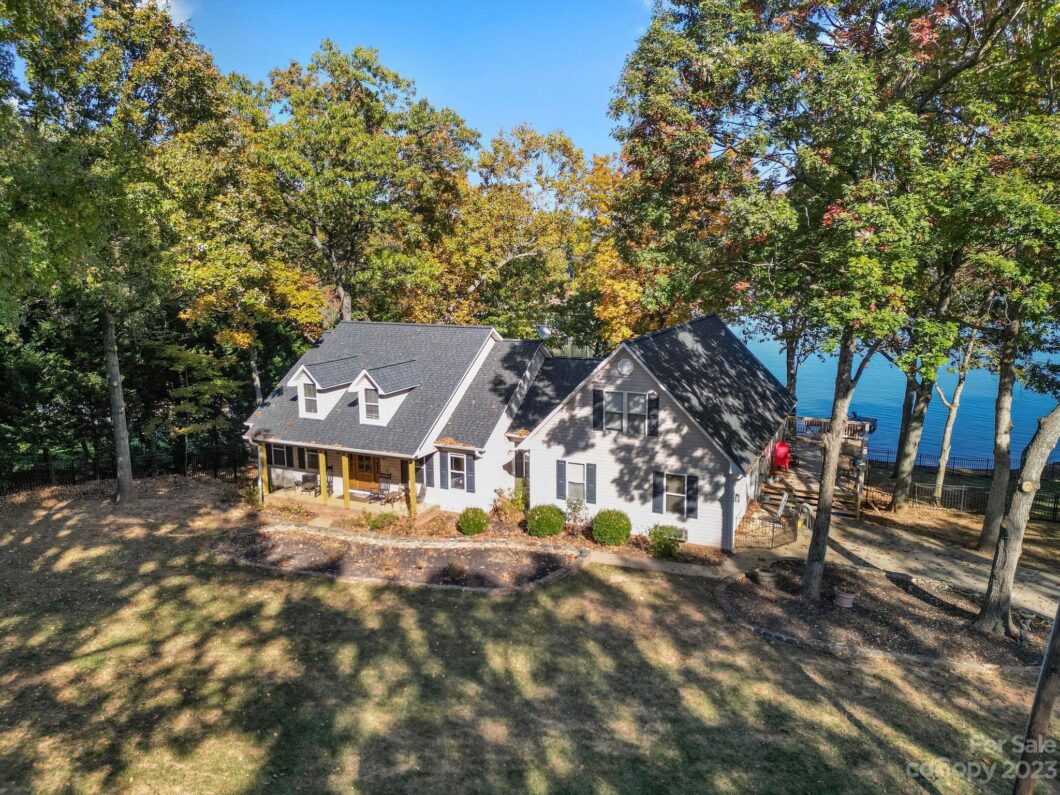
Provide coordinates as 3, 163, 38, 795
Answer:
401, 460, 410, 485
426, 454, 435, 487
514, 450, 525, 479
440, 453, 449, 489
466, 455, 476, 493
556, 460, 567, 500
686, 475, 699, 518
266, 444, 274, 466
647, 393, 660, 436
652, 471, 665, 514
592, 389, 604, 430
586, 463, 597, 504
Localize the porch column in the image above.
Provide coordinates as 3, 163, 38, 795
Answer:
341, 453, 351, 509
318, 450, 328, 505
406, 459, 417, 519
258, 443, 269, 499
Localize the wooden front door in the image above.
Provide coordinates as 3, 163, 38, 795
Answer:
352, 454, 380, 491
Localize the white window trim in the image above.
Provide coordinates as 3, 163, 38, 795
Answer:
566, 462, 586, 502
664, 472, 688, 518
604, 390, 648, 435
448, 452, 467, 490
302, 383, 319, 417
364, 388, 380, 420
269, 443, 290, 468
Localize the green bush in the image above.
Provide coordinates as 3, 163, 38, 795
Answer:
526, 504, 565, 537
369, 511, 399, 530
648, 525, 683, 559
459, 507, 490, 536
592, 509, 632, 546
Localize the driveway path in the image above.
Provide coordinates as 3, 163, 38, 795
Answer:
594, 517, 1059, 615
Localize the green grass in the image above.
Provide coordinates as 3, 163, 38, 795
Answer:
0, 480, 1055, 794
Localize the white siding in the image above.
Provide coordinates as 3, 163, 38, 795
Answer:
521, 353, 735, 548
287, 370, 348, 420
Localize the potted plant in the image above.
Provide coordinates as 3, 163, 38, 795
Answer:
834, 586, 855, 608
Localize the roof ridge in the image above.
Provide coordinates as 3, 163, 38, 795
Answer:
367, 358, 417, 370
625, 314, 719, 344
338, 320, 495, 331
306, 354, 361, 365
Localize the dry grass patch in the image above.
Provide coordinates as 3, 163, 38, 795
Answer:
0, 477, 1056, 793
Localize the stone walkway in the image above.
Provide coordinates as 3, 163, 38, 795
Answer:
595, 516, 1059, 616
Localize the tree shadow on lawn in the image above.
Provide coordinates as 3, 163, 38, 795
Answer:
0, 480, 1051, 794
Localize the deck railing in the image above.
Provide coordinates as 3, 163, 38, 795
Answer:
787, 416, 874, 442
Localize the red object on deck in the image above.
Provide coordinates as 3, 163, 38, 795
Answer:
772, 441, 791, 471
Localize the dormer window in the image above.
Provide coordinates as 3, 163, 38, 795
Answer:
303, 383, 318, 415
364, 388, 380, 420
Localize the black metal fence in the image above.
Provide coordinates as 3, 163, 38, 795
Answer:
0, 441, 250, 497
866, 447, 1060, 479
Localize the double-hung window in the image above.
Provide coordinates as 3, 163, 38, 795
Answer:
566, 463, 585, 501
665, 473, 687, 516
604, 391, 625, 431
364, 388, 380, 420
449, 453, 466, 490
604, 391, 647, 435
268, 443, 290, 468
303, 383, 318, 415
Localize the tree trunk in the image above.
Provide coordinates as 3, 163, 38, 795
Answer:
1013, 597, 1060, 795
890, 376, 935, 510
973, 403, 1060, 637
979, 320, 1020, 551
336, 282, 353, 322
42, 446, 55, 485
891, 375, 916, 477
103, 309, 134, 503
784, 337, 799, 396
932, 331, 977, 503
249, 346, 264, 406
803, 328, 859, 600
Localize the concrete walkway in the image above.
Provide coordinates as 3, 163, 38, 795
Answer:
593, 517, 1060, 616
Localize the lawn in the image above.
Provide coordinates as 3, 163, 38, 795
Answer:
0, 478, 1055, 794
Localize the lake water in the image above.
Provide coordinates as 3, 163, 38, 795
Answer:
739, 334, 1060, 465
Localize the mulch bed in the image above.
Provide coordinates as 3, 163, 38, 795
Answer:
725, 560, 1049, 667
214, 528, 581, 590
339, 512, 727, 567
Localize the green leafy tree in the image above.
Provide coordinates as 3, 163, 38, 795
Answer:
263, 41, 477, 323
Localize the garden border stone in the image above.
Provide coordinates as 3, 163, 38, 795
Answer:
714, 557, 1044, 673
213, 522, 591, 595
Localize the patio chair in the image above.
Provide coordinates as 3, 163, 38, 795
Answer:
297, 473, 318, 495
368, 474, 399, 504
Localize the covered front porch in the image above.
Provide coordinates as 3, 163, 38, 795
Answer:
255, 441, 423, 518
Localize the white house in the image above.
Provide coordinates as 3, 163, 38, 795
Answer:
243, 316, 794, 550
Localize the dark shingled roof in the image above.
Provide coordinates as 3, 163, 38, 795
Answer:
245, 321, 494, 457
303, 356, 360, 389
440, 340, 544, 448
509, 357, 602, 434
626, 315, 795, 472
366, 359, 421, 394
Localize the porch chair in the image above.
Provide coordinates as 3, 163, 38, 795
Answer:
368, 473, 399, 504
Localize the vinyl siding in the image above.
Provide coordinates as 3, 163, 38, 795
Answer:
522, 353, 733, 548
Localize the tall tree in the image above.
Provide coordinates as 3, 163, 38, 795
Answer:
613, 0, 1058, 599
931, 328, 980, 503
12, 0, 224, 501
264, 41, 476, 324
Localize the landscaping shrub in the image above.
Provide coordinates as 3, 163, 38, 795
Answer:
492, 487, 525, 523
564, 495, 586, 528
369, 511, 399, 530
513, 477, 528, 511
592, 510, 632, 546
459, 507, 490, 536
526, 504, 565, 537
648, 525, 683, 559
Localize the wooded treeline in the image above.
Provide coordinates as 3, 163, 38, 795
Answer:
1, 0, 1057, 634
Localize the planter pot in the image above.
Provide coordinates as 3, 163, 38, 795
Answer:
755, 569, 778, 588
834, 588, 855, 608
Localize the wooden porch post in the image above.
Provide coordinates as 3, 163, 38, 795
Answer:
341, 453, 351, 509
318, 450, 328, 505
406, 459, 417, 519
258, 443, 269, 499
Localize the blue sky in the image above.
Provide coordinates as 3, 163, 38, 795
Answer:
177, 0, 653, 157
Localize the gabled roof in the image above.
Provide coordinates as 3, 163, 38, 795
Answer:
365, 360, 420, 394
509, 357, 602, 435
303, 356, 360, 389
440, 340, 545, 448
625, 315, 795, 472
245, 321, 495, 457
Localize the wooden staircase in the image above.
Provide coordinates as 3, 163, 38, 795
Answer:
759, 481, 857, 518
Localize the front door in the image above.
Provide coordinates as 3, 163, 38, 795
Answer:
352, 454, 380, 491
